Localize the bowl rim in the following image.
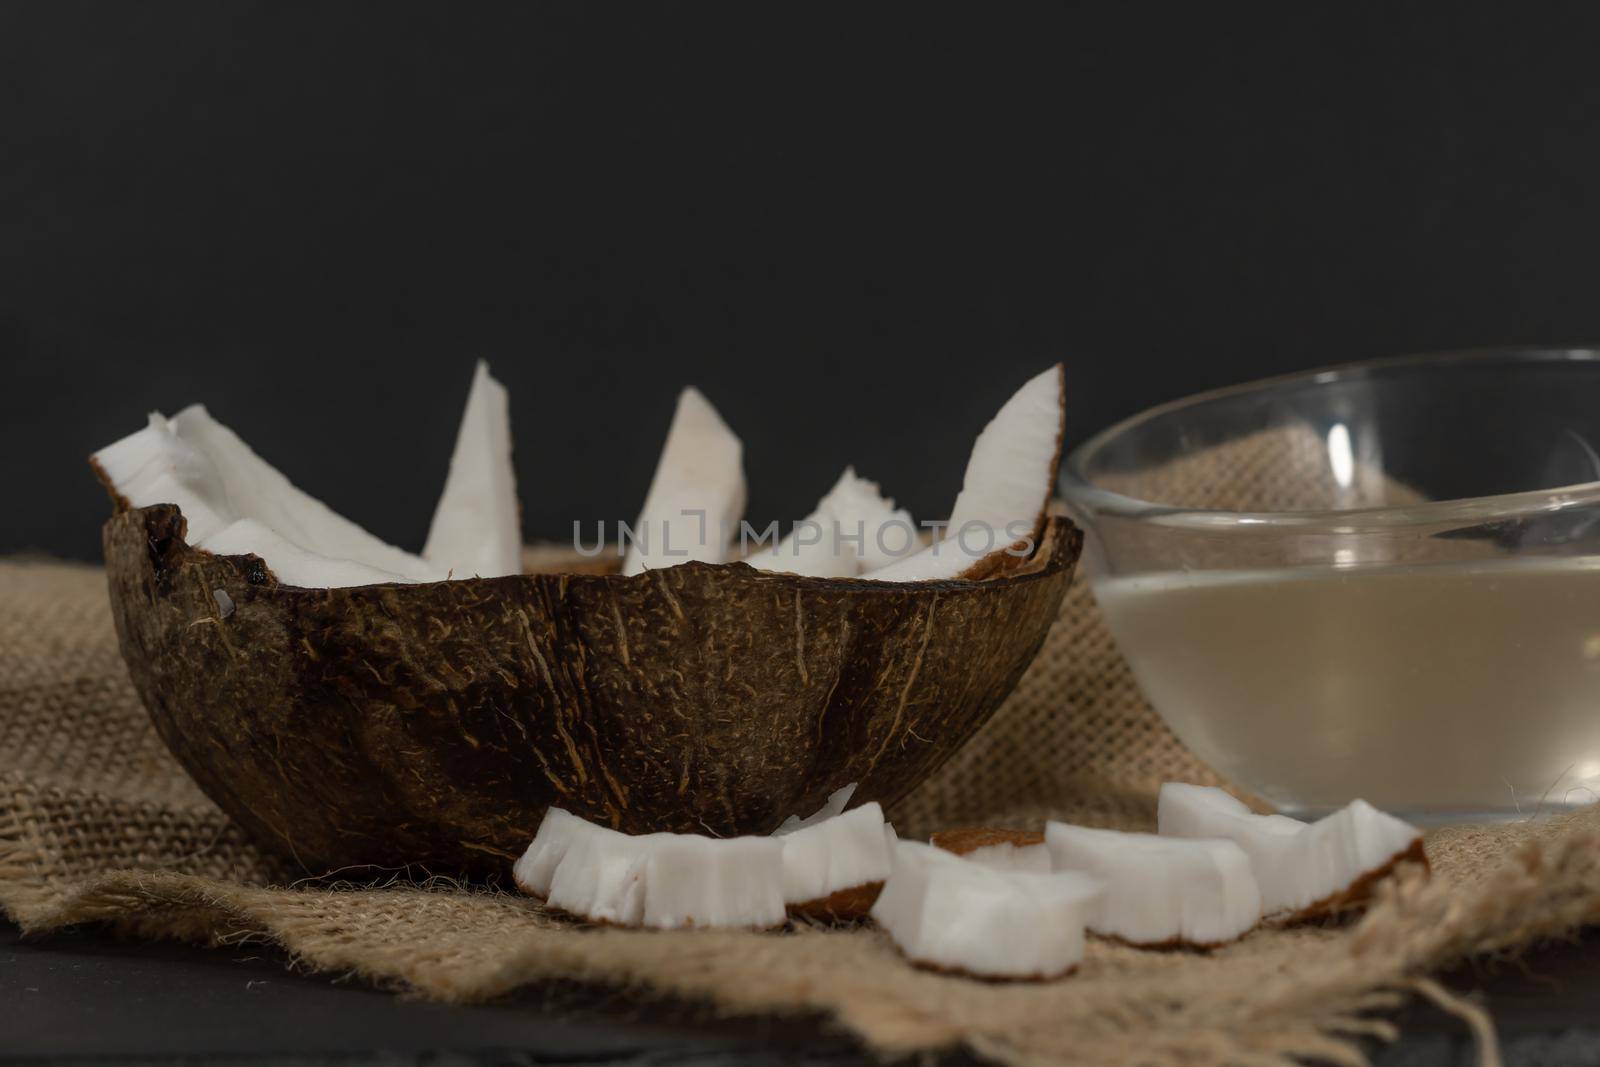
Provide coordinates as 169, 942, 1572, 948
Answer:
1060, 345, 1600, 530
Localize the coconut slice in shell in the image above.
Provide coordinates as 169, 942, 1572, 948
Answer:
200, 518, 417, 589
515, 807, 786, 929
167, 405, 440, 581
94, 369, 1082, 876
622, 387, 746, 575
93, 364, 524, 588
777, 801, 893, 921
423, 361, 522, 580
92, 414, 231, 545
929, 827, 1052, 873
871, 840, 1102, 980
745, 468, 912, 578
863, 364, 1064, 582
1158, 783, 1427, 920
92, 409, 440, 587
1045, 822, 1261, 948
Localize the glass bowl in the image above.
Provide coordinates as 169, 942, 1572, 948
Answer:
1060, 347, 1600, 822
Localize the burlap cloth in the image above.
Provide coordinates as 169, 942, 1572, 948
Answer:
6, 425, 1600, 1066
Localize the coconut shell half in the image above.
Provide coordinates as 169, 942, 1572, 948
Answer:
103, 504, 1080, 876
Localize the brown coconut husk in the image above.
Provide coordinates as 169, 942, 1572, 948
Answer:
101, 504, 1081, 875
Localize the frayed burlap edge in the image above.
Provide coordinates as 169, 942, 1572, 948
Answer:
9, 801, 1600, 1066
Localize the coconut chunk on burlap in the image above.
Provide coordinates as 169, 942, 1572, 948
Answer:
1159, 783, 1427, 919
1045, 822, 1261, 947
777, 801, 894, 920
515, 807, 785, 930
870, 840, 1103, 980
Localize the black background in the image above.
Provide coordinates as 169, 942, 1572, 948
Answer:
8, 2, 1600, 562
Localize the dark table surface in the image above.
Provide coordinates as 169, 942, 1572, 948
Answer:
5, 920, 1599, 1067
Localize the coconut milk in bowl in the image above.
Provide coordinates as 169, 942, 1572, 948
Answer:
1061, 348, 1600, 822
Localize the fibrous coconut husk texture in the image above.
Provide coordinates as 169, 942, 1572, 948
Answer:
101, 505, 1077, 874
2, 425, 1596, 1067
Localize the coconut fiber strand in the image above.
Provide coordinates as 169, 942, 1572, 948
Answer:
5, 435, 1600, 1067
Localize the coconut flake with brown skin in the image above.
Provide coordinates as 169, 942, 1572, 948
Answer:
1045, 822, 1261, 947
622, 387, 746, 575
775, 801, 893, 920
514, 807, 785, 929
745, 468, 912, 578
423, 361, 522, 580
1157, 783, 1427, 919
870, 840, 1102, 980
862, 364, 1065, 582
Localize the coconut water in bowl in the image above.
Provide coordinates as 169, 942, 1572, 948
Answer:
1096, 557, 1600, 818
1061, 349, 1600, 821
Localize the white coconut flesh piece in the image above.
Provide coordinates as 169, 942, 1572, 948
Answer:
745, 468, 912, 578
200, 519, 421, 589
167, 405, 441, 579
1044, 822, 1261, 947
640, 834, 788, 930
622, 387, 746, 576
422, 361, 522, 580
512, 805, 587, 898
538, 813, 649, 925
870, 840, 1103, 980
775, 802, 893, 913
93, 414, 233, 544
862, 364, 1065, 582
93, 410, 440, 587
1157, 783, 1427, 919
513, 807, 786, 929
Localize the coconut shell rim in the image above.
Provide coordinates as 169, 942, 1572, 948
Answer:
102, 498, 1081, 598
